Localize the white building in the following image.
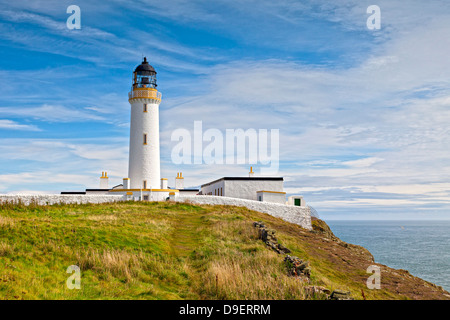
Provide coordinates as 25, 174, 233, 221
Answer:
199, 167, 305, 206
201, 177, 285, 203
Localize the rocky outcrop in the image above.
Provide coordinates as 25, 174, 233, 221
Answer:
284, 255, 311, 278
253, 221, 311, 280
329, 290, 354, 300
253, 221, 311, 282
253, 221, 291, 254
304, 286, 331, 299
311, 217, 339, 241
303, 286, 353, 300
311, 217, 374, 263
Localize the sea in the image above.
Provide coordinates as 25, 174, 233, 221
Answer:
326, 220, 450, 292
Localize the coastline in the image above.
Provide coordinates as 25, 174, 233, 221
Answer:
326, 220, 450, 292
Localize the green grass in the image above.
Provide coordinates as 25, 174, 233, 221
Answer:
0, 201, 447, 300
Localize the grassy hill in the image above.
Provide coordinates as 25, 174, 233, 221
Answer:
0, 200, 448, 300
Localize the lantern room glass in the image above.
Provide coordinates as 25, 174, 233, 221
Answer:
135, 72, 157, 89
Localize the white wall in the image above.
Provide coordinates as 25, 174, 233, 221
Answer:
85, 190, 110, 195
201, 179, 284, 201
0, 194, 124, 206
179, 190, 199, 196
226, 179, 284, 201
201, 179, 225, 195
287, 195, 305, 206
257, 191, 286, 204
175, 195, 311, 230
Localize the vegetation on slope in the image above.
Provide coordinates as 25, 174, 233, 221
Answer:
0, 201, 448, 300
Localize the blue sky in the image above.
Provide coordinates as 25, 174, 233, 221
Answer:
1, 0, 450, 220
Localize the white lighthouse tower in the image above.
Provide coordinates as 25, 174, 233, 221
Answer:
109, 58, 180, 200
128, 57, 162, 189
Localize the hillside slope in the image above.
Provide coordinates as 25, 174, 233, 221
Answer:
0, 201, 448, 300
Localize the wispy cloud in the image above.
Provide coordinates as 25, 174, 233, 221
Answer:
0, 104, 105, 122
0, 119, 41, 131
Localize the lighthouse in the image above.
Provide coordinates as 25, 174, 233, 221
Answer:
107, 57, 183, 200
128, 57, 162, 190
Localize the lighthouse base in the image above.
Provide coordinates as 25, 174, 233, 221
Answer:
109, 189, 179, 201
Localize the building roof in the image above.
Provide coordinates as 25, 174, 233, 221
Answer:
61, 191, 86, 195
201, 177, 283, 188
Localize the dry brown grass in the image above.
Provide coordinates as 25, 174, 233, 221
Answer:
189, 217, 308, 299
0, 241, 15, 257
75, 248, 146, 281
140, 217, 172, 232
85, 215, 118, 222
199, 251, 307, 299
212, 220, 259, 242
0, 216, 15, 228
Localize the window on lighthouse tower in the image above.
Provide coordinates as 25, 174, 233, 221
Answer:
143, 104, 148, 112
143, 134, 148, 145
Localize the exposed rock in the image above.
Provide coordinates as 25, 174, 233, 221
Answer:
253, 221, 290, 254
304, 286, 331, 299
311, 217, 339, 241
277, 243, 291, 254
329, 290, 354, 300
284, 255, 311, 278
253, 221, 265, 228
311, 217, 375, 262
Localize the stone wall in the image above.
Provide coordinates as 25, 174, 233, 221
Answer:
0, 194, 312, 230
0, 194, 124, 206
175, 195, 312, 230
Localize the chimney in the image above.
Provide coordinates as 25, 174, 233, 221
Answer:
100, 171, 109, 189
175, 172, 184, 190
123, 178, 130, 189
161, 178, 168, 189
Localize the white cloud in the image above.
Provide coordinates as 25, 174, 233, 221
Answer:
0, 104, 105, 122
0, 119, 41, 131
342, 157, 384, 168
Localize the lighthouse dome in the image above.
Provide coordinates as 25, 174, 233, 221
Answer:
134, 57, 156, 74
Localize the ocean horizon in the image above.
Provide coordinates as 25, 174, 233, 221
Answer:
326, 220, 450, 293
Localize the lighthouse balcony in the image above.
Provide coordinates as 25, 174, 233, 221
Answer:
128, 88, 162, 102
